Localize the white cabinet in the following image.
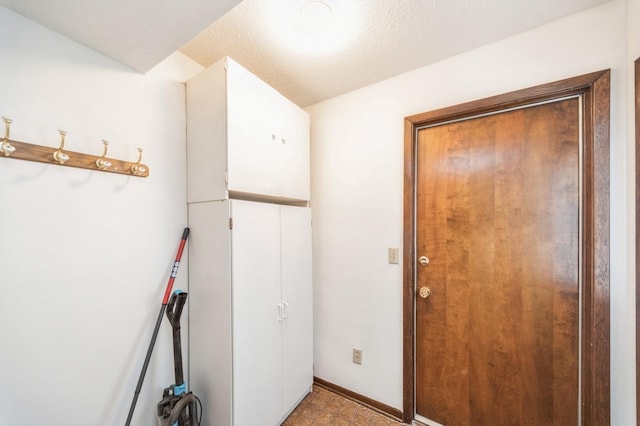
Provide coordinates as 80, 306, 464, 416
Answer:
187, 57, 312, 425
186, 57, 310, 204
188, 200, 313, 426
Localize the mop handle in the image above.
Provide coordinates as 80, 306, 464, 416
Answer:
125, 227, 190, 426
162, 228, 190, 305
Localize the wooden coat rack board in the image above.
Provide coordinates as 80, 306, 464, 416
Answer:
0, 118, 149, 177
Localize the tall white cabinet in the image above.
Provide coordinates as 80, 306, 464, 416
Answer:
186, 57, 312, 426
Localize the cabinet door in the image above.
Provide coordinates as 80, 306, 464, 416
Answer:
276, 97, 310, 201
188, 200, 234, 426
280, 206, 313, 415
231, 200, 282, 426
186, 59, 228, 203
227, 59, 283, 198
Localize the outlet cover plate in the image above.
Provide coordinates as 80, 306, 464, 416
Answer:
353, 347, 362, 365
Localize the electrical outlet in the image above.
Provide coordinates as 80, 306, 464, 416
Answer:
353, 347, 362, 365
388, 248, 399, 264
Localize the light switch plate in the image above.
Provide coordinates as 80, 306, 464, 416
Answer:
388, 248, 399, 264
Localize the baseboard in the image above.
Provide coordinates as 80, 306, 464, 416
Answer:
313, 376, 404, 422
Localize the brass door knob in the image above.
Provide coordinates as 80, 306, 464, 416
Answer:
419, 287, 431, 299
418, 256, 429, 266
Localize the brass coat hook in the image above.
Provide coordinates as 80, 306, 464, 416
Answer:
130, 148, 146, 176
96, 140, 111, 170
1, 117, 16, 156
52, 130, 70, 164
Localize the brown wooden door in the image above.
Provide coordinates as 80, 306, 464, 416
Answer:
415, 98, 580, 425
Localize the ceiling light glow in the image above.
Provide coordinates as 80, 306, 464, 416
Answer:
270, 0, 361, 57
299, 1, 332, 33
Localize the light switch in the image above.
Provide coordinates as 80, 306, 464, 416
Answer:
388, 248, 399, 264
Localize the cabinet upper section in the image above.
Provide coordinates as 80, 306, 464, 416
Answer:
186, 57, 310, 204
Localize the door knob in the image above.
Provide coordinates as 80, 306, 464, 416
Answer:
418, 256, 429, 266
419, 287, 431, 299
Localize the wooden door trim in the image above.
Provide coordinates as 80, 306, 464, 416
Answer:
635, 56, 640, 426
403, 70, 611, 425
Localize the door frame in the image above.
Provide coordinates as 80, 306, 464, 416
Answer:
635, 56, 639, 426
403, 70, 611, 425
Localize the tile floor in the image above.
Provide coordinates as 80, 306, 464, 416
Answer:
282, 384, 406, 426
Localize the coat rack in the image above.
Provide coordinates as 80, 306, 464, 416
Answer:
0, 117, 149, 177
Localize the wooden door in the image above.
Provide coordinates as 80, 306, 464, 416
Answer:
403, 70, 610, 426
415, 99, 580, 425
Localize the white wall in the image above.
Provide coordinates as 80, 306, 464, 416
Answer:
630, 0, 640, 57
308, 0, 635, 423
628, 0, 639, 419
0, 7, 189, 426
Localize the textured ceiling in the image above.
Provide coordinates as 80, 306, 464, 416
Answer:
179, 0, 610, 106
1, 0, 611, 107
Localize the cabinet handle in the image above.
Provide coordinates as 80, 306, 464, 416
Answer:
282, 301, 289, 319
277, 303, 283, 321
